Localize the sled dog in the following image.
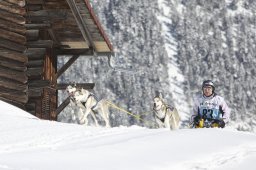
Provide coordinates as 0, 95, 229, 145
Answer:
153, 94, 180, 130
66, 85, 111, 127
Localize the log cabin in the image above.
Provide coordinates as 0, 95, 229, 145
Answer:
0, 0, 113, 120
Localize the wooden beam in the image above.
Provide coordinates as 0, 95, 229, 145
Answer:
92, 35, 104, 41
0, 48, 28, 63
0, 91, 27, 104
26, 60, 44, 68
0, 58, 26, 71
26, 4, 42, 11
0, 28, 26, 45
58, 35, 85, 42
4, 0, 26, 7
26, 0, 44, 5
0, 18, 26, 35
0, 66, 27, 83
25, 23, 51, 29
0, 9, 25, 24
56, 48, 93, 55
25, 48, 46, 60
26, 9, 68, 22
57, 83, 95, 90
25, 102, 35, 114
52, 22, 81, 30
27, 40, 53, 48
0, 77, 27, 92
54, 26, 84, 33
0, 56, 26, 67
28, 88, 42, 97
57, 48, 112, 56
60, 41, 88, 49
44, 0, 69, 8
94, 41, 111, 52
0, 86, 26, 96
80, 12, 90, 19
56, 55, 79, 78
87, 25, 99, 32
35, 99, 42, 118
52, 19, 85, 29
83, 18, 95, 25
0, 96, 25, 109
0, 0, 26, 16
29, 80, 50, 88
27, 67, 43, 77
27, 74, 41, 81
26, 30, 39, 41
57, 30, 85, 36
52, 26, 100, 34
48, 29, 59, 45
56, 96, 70, 116
0, 38, 26, 52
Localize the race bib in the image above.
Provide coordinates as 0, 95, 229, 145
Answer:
199, 107, 221, 119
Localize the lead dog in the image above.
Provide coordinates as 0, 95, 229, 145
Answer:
66, 85, 111, 127
153, 94, 180, 130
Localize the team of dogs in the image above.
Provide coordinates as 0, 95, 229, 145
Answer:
66, 85, 180, 130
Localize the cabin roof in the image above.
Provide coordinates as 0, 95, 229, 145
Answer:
26, 0, 113, 54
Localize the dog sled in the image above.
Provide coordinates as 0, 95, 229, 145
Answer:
189, 115, 224, 128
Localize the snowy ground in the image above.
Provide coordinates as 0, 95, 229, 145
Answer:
1, 100, 256, 170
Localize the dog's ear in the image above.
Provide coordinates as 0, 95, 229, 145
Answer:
155, 91, 163, 99
159, 92, 163, 99
81, 88, 85, 93
155, 91, 160, 98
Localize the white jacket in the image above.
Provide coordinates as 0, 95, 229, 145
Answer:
193, 93, 231, 123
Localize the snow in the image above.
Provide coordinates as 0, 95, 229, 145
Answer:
1, 100, 256, 170
226, 0, 252, 16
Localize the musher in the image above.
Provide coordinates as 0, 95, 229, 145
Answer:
192, 80, 231, 128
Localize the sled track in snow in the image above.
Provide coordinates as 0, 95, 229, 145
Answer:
181, 145, 256, 170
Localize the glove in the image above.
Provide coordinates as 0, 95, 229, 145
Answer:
193, 115, 201, 125
218, 119, 225, 128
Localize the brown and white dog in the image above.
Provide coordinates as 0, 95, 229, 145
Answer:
153, 94, 180, 130
66, 85, 111, 127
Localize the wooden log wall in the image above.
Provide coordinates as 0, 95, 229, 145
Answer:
25, 0, 57, 119
0, 0, 27, 108
24, 0, 73, 120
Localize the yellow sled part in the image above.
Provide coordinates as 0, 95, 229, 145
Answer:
195, 119, 220, 128
211, 123, 219, 128
196, 119, 204, 128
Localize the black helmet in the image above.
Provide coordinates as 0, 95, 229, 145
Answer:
202, 80, 215, 91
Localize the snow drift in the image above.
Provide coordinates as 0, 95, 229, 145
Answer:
1, 100, 256, 170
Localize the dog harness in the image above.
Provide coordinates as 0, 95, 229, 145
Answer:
154, 105, 174, 123
81, 93, 99, 110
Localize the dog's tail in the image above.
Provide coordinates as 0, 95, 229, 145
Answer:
170, 107, 181, 130
98, 99, 110, 127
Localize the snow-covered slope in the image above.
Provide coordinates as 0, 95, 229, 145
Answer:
1, 100, 256, 170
